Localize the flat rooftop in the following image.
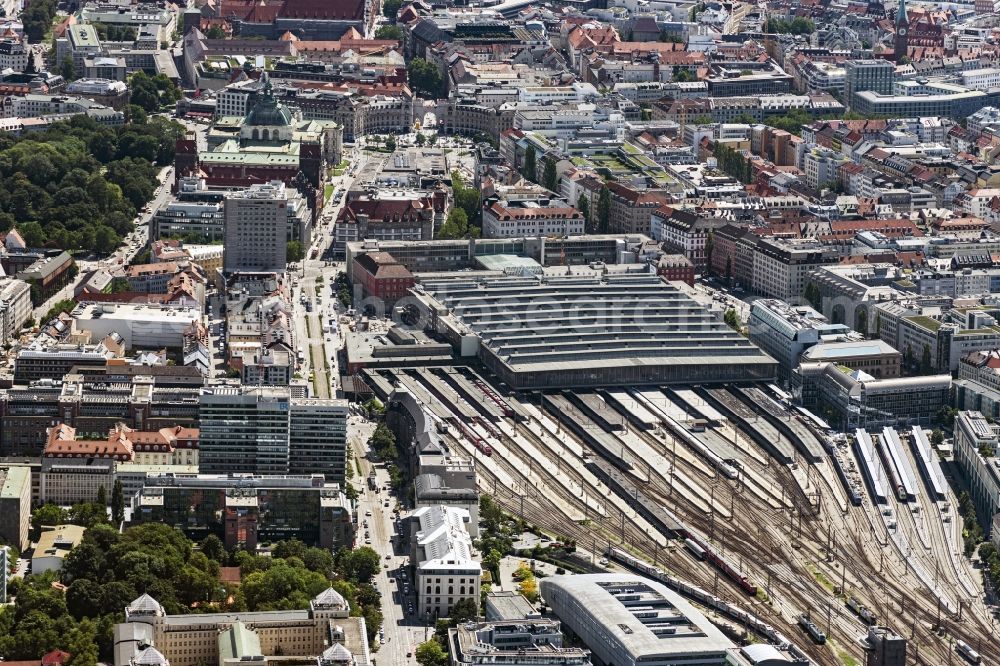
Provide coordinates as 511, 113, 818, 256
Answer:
801, 339, 901, 360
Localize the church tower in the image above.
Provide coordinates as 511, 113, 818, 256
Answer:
894, 0, 909, 63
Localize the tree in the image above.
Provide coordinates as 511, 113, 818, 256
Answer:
931, 428, 944, 446
341, 547, 381, 584
415, 133, 426, 146
286, 240, 305, 262
451, 170, 481, 226
437, 207, 479, 239
96, 485, 107, 507
206, 25, 225, 39
597, 185, 611, 233
724, 308, 741, 332
805, 282, 821, 310
408, 58, 443, 98
855, 309, 868, 336
59, 56, 75, 82
415, 639, 449, 666
920, 344, 933, 375
482, 548, 502, 574
31, 504, 66, 533
200, 534, 226, 563
129, 72, 181, 113
522, 145, 537, 183
673, 69, 693, 83
577, 194, 592, 232
543, 156, 558, 192
42, 299, 78, 323
449, 597, 478, 623
375, 25, 404, 40
382, 0, 403, 18
385, 135, 397, 152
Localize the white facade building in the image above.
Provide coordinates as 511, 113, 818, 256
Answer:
540, 574, 735, 666
70, 303, 201, 350
412, 505, 481, 620
483, 200, 584, 238
0, 278, 31, 346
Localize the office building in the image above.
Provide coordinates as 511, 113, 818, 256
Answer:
954, 411, 1000, 536
751, 237, 838, 302
539, 574, 734, 666
0, 375, 201, 457
862, 626, 907, 666
748, 300, 851, 381
113, 589, 370, 666
484, 592, 538, 622
852, 85, 988, 120
131, 473, 354, 550
0, 465, 30, 550
39, 456, 115, 505
845, 60, 895, 108
288, 399, 350, 484
799, 340, 902, 379
449, 620, 591, 666
796, 363, 950, 430
482, 198, 584, 239
223, 181, 292, 273
412, 505, 481, 620
199, 387, 349, 482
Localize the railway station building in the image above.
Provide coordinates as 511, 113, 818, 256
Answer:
410, 273, 777, 390
539, 574, 735, 666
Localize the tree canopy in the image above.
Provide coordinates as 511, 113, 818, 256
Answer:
382, 0, 403, 18
375, 25, 404, 40
128, 72, 182, 113
438, 207, 479, 239
408, 58, 443, 98
0, 114, 182, 252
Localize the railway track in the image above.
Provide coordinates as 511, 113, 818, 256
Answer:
425, 380, 999, 665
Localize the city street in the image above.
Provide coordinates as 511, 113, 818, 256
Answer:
351, 416, 428, 665
294, 146, 368, 398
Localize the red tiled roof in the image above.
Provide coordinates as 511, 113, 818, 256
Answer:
279, 0, 365, 21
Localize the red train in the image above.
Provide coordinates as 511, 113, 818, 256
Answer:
687, 534, 758, 596
451, 417, 493, 456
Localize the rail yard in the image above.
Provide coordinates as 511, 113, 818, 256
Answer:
360, 365, 995, 666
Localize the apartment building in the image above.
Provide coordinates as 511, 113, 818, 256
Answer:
606, 182, 669, 236
652, 208, 730, 272
751, 237, 838, 302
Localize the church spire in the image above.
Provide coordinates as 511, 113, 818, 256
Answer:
894, 0, 909, 63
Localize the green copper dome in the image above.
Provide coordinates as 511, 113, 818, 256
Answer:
245, 76, 293, 127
